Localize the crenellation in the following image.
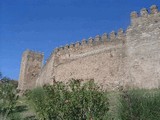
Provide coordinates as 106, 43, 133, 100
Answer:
109, 31, 116, 40
25, 51, 44, 62
130, 11, 138, 19
28, 50, 44, 56
64, 45, 69, 51
54, 47, 60, 53
53, 29, 126, 55
140, 8, 148, 17
60, 46, 64, 50
94, 35, 101, 45
75, 41, 81, 48
150, 5, 158, 14
130, 5, 159, 26
19, 5, 160, 91
88, 37, 94, 46
130, 11, 139, 26
48, 5, 159, 57
58, 46, 64, 54
131, 5, 158, 20
81, 39, 87, 46
69, 43, 75, 49
26, 51, 38, 56
102, 33, 108, 42
117, 28, 125, 39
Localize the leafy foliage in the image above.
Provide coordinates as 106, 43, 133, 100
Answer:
1, 71, 160, 120
27, 79, 109, 120
0, 77, 19, 120
119, 89, 160, 120
1, 77, 18, 88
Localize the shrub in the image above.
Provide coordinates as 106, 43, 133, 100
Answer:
119, 89, 160, 120
0, 78, 20, 120
27, 79, 109, 120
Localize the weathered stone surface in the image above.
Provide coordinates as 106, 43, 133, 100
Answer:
18, 5, 160, 91
18, 50, 43, 90
126, 12, 160, 89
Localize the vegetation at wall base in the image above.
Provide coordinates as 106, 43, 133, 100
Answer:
26, 80, 160, 120
119, 89, 160, 120
0, 72, 160, 120
26, 79, 109, 120
0, 72, 34, 120
0, 77, 20, 120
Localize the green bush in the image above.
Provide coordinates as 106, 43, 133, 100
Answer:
1, 74, 160, 120
27, 79, 109, 120
119, 89, 160, 120
0, 78, 20, 120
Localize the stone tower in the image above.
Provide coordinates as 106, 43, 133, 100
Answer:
18, 50, 44, 90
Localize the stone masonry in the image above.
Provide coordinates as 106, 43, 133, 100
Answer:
18, 50, 43, 90
18, 5, 160, 91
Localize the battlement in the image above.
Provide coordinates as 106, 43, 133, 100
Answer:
130, 5, 159, 26
19, 4, 160, 91
54, 28, 126, 54
53, 5, 160, 56
23, 49, 44, 56
22, 49, 44, 63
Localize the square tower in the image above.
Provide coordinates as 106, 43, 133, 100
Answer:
18, 50, 44, 90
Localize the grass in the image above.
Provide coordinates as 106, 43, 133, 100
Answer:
0, 96, 35, 120
14, 89, 160, 120
15, 96, 37, 120
0, 86, 160, 120
119, 89, 160, 120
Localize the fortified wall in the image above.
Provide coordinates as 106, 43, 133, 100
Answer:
18, 5, 160, 91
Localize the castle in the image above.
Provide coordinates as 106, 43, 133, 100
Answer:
18, 5, 160, 91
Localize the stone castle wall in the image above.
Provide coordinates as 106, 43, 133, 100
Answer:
126, 6, 160, 89
18, 5, 160, 90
